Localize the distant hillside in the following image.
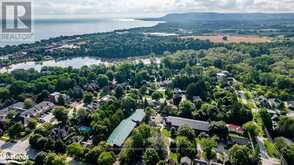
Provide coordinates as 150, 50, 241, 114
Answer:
143, 13, 294, 36
150, 12, 294, 23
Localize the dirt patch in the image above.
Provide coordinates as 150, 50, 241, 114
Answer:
180, 35, 271, 44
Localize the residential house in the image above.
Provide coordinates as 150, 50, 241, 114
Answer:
165, 116, 210, 132
226, 124, 244, 134
49, 92, 69, 104
20, 101, 54, 125
216, 71, 229, 80
0, 102, 25, 121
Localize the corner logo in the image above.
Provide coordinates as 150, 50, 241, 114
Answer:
1, 2, 32, 33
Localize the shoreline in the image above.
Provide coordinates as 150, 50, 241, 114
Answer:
0, 18, 162, 48
0, 55, 162, 73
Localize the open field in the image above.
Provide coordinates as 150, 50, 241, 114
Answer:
180, 35, 272, 43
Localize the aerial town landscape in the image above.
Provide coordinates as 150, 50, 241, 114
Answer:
0, 1, 294, 165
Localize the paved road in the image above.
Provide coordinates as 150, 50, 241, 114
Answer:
0, 138, 38, 163
257, 137, 270, 159
256, 137, 280, 165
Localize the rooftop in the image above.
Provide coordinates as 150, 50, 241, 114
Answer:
107, 109, 146, 147
129, 109, 146, 122
107, 119, 137, 147
166, 116, 209, 132
0, 102, 25, 117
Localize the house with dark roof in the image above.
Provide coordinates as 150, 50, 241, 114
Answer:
49, 92, 69, 104
0, 102, 25, 121
165, 116, 209, 132
20, 101, 54, 118
20, 101, 54, 126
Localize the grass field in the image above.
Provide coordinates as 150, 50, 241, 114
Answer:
181, 35, 271, 43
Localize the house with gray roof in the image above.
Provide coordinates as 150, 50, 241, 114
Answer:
20, 101, 54, 125
165, 116, 210, 132
0, 102, 25, 121
20, 101, 54, 118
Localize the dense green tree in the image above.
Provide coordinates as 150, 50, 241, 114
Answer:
209, 121, 229, 140
54, 140, 66, 153
53, 107, 68, 123
177, 125, 196, 141
8, 122, 24, 139
186, 80, 209, 101
34, 151, 47, 165
97, 151, 116, 165
56, 78, 74, 91
97, 74, 109, 88
179, 100, 194, 118
68, 87, 84, 99
44, 152, 68, 165
67, 143, 85, 159
243, 121, 260, 137
27, 118, 38, 130
83, 92, 94, 104
57, 95, 65, 106
85, 142, 106, 164
121, 96, 137, 115
29, 134, 42, 149
173, 94, 182, 106
274, 137, 294, 164
199, 138, 217, 160
276, 117, 294, 140
152, 91, 163, 100
143, 148, 160, 165
114, 85, 124, 98
176, 136, 197, 158
259, 109, 273, 132
229, 145, 259, 165
24, 98, 33, 109
0, 87, 9, 99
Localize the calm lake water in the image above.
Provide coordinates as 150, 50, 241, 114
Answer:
0, 57, 161, 73
0, 18, 160, 47
0, 18, 162, 72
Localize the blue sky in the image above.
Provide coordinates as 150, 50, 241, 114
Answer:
33, 0, 294, 18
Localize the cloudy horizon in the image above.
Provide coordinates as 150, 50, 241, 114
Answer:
32, 0, 294, 18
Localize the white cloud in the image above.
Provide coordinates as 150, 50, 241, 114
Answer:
32, 0, 294, 18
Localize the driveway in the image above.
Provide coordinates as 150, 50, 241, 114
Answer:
0, 139, 38, 162
256, 137, 280, 165
69, 102, 84, 118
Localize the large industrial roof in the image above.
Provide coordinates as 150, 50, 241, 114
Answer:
107, 109, 146, 147
129, 109, 145, 122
